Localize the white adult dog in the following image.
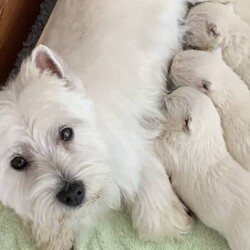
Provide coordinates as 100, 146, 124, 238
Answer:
1, 0, 193, 249
184, 2, 250, 89
157, 86, 250, 250
0, 0, 231, 249
169, 49, 250, 171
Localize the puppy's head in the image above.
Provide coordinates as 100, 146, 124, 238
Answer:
163, 87, 219, 135
0, 45, 114, 238
184, 2, 234, 50
169, 49, 224, 93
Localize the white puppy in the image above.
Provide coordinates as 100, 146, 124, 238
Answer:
0, 0, 195, 249
157, 86, 250, 250
184, 2, 250, 88
169, 49, 250, 171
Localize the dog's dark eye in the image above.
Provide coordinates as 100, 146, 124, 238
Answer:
11, 157, 28, 171
60, 127, 74, 142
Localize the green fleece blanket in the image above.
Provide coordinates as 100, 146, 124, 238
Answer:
0, 204, 230, 250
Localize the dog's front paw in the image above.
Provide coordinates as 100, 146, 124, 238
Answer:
132, 194, 193, 242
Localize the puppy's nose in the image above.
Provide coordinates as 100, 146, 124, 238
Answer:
56, 181, 85, 207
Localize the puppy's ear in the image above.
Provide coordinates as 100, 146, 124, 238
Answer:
207, 22, 220, 37
200, 79, 211, 92
31, 45, 64, 78
183, 114, 193, 133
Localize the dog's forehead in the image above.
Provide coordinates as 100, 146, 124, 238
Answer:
0, 98, 79, 165
0, 84, 84, 142
19, 77, 85, 117
0, 73, 95, 158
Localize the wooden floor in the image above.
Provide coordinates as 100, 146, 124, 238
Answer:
0, 0, 43, 84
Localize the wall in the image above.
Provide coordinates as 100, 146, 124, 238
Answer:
0, 0, 43, 84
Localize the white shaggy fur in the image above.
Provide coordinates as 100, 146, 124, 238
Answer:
0, 0, 199, 249
184, 2, 250, 89
169, 49, 250, 171
157, 86, 250, 250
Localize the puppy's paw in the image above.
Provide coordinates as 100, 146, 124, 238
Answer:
132, 194, 193, 241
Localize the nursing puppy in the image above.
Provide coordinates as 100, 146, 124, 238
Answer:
184, 2, 250, 88
169, 49, 250, 171
0, 0, 196, 249
157, 86, 250, 250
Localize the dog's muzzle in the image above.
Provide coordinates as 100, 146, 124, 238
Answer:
56, 181, 85, 207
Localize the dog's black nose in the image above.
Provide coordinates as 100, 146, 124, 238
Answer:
56, 181, 85, 207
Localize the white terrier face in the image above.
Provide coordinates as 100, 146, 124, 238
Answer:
0, 46, 111, 236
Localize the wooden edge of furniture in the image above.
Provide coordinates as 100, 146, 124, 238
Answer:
0, 0, 43, 84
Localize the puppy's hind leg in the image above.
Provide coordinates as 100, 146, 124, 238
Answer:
131, 153, 193, 241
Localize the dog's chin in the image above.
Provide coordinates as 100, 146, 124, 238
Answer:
29, 189, 104, 246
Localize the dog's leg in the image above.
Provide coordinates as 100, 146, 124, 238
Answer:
131, 154, 193, 241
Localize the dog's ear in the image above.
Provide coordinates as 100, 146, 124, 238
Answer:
207, 22, 220, 37
200, 79, 211, 92
183, 114, 193, 133
31, 45, 64, 78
